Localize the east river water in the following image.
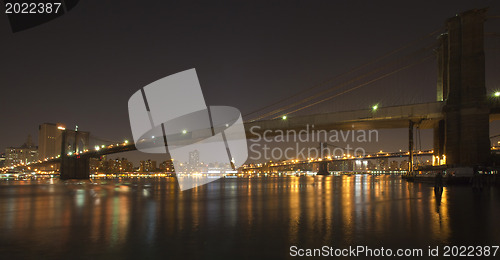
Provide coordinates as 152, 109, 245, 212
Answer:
0, 175, 499, 259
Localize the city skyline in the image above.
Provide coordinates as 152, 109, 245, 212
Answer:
1, 2, 500, 259
1, 0, 500, 165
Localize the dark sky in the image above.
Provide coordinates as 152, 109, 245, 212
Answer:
1, 0, 499, 164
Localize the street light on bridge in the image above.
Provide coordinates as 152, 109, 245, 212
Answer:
372, 104, 379, 111
494, 91, 500, 97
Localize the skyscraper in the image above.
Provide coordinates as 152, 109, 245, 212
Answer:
189, 150, 199, 166
38, 123, 90, 160
38, 123, 65, 160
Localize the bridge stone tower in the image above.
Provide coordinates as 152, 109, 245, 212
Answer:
435, 8, 490, 166
59, 129, 91, 179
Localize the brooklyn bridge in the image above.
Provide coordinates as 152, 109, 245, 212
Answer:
4, 8, 500, 179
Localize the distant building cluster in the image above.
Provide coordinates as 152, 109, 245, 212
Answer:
174, 149, 235, 174
139, 159, 157, 172
89, 156, 133, 173
2, 123, 86, 169
327, 158, 432, 172
2, 122, 180, 174
336, 158, 413, 172
159, 160, 174, 172
243, 156, 433, 174
88, 156, 174, 174
4, 135, 38, 167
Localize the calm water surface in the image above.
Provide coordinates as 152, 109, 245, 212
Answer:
0, 175, 499, 259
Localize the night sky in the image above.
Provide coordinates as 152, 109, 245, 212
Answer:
1, 0, 499, 164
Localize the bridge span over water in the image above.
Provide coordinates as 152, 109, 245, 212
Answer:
14, 8, 498, 179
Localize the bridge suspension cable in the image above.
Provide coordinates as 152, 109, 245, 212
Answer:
88, 134, 121, 145
267, 54, 435, 120
245, 27, 444, 121
262, 45, 436, 121
248, 42, 437, 122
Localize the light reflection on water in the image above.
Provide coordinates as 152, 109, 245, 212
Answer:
0, 176, 499, 259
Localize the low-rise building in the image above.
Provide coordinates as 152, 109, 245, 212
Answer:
139, 160, 157, 172
159, 160, 174, 172
5, 135, 38, 167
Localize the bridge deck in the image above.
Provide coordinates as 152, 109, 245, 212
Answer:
244, 102, 445, 137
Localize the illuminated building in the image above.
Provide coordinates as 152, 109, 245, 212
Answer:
0, 153, 5, 167
38, 123, 65, 160
353, 160, 368, 171
375, 158, 388, 170
189, 150, 200, 166
5, 135, 38, 167
400, 160, 409, 171
139, 160, 157, 172
331, 160, 353, 171
159, 160, 174, 172
90, 156, 134, 173
389, 160, 399, 170
38, 123, 90, 160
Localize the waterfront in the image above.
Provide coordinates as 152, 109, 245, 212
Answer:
0, 175, 499, 259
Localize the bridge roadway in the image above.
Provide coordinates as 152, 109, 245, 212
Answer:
33, 143, 137, 166
245, 101, 500, 136
244, 101, 445, 137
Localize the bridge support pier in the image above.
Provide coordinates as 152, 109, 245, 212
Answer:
60, 156, 90, 180
409, 120, 414, 173
438, 9, 490, 166
317, 161, 329, 175
433, 120, 445, 159
317, 142, 330, 175
59, 130, 91, 180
